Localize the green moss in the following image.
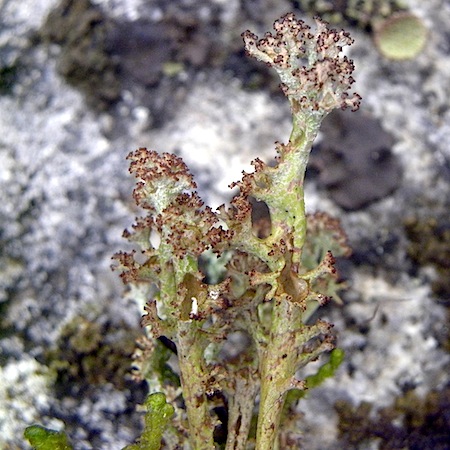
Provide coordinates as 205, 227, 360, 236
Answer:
24, 425, 73, 450
285, 348, 345, 404
123, 393, 174, 450
24, 394, 174, 450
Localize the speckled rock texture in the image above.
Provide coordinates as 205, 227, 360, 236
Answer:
0, 0, 449, 448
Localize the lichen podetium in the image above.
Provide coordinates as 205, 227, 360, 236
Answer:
113, 13, 360, 450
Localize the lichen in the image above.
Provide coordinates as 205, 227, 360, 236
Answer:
113, 13, 359, 449
297, 0, 427, 60
374, 12, 428, 60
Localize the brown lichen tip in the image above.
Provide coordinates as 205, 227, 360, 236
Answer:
155, 192, 225, 258
126, 147, 197, 212
242, 13, 361, 113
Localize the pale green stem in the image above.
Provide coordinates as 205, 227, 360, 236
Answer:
274, 112, 323, 265
256, 298, 304, 450
255, 112, 324, 449
176, 321, 215, 450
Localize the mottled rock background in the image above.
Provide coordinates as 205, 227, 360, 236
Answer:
1, 0, 449, 449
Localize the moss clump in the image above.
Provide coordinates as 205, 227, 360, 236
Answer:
335, 386, 450, 448
405, 217, 450, 299
24, 425, 73, 450
45, 316, 140, 392
37, 0, 121, 109
296, 0, 408, 30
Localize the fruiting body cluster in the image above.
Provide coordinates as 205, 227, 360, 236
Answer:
114, 13, 359, 450
243, 14, 360, 114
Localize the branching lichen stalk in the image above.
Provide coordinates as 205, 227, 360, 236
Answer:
113, 12, 359, 450
241, 14, 360, 448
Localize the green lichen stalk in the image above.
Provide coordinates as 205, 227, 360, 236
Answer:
240, 14, 360, 448
114, 13, 359, 450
